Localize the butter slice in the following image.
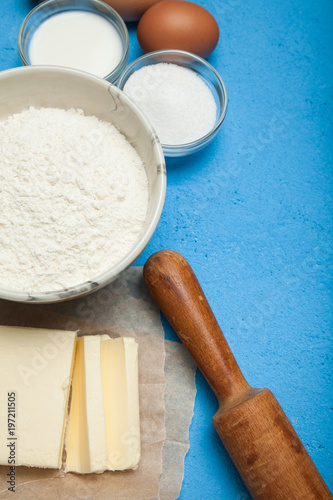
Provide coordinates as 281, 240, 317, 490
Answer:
0, 325, 77, 469
65, 336, 107, 473
101, 337, 140, 470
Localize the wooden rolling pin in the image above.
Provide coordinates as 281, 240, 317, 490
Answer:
143, 250, 332, 500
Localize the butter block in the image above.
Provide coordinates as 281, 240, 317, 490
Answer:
64, 337, 90, 473
0, 325, 77, 469
65, 335, 140, 473
65, 336, 107, 473
101, 337, 140, 470
84, 336, 108, 472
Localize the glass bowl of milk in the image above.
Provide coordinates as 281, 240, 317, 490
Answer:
18, 0, 129, 84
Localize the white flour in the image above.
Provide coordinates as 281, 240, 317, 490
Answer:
0, 107, 149, 291
123, 63, 217, 145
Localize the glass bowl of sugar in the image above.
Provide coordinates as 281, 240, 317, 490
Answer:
18, 0, 129, 84
118, 50, 228, 157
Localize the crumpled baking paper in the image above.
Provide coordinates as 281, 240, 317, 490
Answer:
0, 267, 196, 499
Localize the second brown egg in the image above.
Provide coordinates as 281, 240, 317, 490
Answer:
102, 0, 162, 21
137, 0, 219, 58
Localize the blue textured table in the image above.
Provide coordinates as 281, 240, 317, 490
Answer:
1, 1, 332, 498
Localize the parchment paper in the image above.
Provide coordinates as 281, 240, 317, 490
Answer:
0, 267, 196, 500
159, 341, 197, 500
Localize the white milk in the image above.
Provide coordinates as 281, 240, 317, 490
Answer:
29, 11, 123, 78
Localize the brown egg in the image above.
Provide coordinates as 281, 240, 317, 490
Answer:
102, 0, 163, 22
137, 0, 219, 58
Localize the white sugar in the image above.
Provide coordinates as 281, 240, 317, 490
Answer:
123, 63, 217, 145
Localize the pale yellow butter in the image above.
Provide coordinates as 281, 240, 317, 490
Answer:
101, 336, 141, 471
65, 336, 108, 473
0, 327, 140, 473
0, 325, 77, 469
65, 335, 140, 473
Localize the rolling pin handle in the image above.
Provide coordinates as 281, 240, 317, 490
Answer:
144, 250, 252, 404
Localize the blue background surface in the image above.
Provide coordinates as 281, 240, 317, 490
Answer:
1, 1, 332, 498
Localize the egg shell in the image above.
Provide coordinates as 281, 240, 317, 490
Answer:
137, 0, 219, 58
102, 0, 162, 22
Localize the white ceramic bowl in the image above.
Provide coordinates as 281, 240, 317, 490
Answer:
0, 66, 166, 303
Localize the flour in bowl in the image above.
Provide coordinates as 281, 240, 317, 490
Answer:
0, 107, 149, 291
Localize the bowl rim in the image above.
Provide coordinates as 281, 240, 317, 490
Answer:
117, 49, 228, 156
17, 0, 130, 83
0, 65, 166, 303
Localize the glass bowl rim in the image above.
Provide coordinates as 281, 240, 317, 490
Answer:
117, 49, 228, 155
